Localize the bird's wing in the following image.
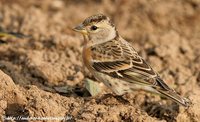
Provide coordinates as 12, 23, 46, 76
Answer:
90, 38, 171, 90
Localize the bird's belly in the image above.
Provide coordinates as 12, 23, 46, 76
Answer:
92, 71, 158, 95
92, 72, 133, 95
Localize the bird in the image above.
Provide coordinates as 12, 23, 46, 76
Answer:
73, 14, 190, 107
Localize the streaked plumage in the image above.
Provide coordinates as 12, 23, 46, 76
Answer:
74, 14, 190, 107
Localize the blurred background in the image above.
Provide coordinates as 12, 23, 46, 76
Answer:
0, 0, 200, 121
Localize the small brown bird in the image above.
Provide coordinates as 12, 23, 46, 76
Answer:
73, 14, 190, 107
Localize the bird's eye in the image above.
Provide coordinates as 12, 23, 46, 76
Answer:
90, 25, 98, 31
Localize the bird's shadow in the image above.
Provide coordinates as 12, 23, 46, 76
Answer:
95, 93, 130, 105
142, 101, 180, 122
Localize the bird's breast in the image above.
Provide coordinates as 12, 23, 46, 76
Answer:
82, 45, 93, 70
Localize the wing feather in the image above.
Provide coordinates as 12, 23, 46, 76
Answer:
90, 39, 170, 89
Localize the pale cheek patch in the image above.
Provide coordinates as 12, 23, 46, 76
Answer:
94, 22, 116, 40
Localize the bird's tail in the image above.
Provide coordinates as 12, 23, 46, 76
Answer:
156, 88, 190, 107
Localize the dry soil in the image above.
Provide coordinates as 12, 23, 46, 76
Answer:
0, 0, 200, 122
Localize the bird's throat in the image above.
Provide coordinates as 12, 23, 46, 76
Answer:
83, 34, 89, 44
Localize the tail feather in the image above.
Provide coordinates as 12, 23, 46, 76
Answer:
156, 88, 190, 107
153, 77, 191, 107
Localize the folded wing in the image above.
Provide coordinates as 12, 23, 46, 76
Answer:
91, 39, 171, 90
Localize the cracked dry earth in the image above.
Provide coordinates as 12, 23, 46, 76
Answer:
0, 0, 200, 122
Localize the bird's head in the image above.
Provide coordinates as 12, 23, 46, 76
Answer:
73, 14, 117, 44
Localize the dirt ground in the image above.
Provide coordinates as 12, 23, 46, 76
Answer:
0, 0, 200, 122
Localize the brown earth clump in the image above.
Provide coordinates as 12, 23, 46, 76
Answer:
0, 0, 200, 121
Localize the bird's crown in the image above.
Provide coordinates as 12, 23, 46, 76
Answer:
83, 14, 114, 27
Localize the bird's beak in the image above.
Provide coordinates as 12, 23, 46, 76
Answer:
73, 24, 87, 35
